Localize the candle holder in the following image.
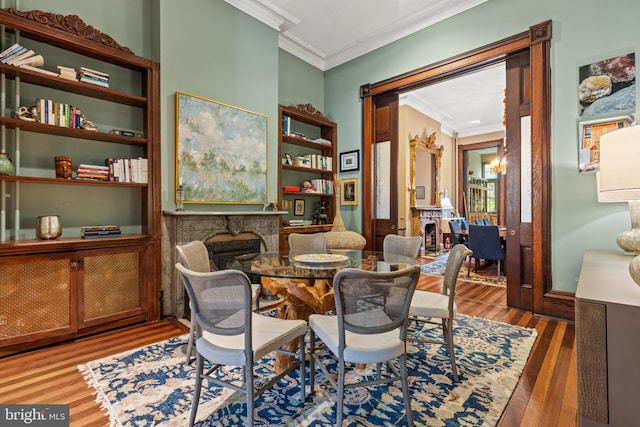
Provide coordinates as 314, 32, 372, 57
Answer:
176, 185, 184, 211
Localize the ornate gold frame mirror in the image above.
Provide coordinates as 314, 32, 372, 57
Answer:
409, 131, 443, 208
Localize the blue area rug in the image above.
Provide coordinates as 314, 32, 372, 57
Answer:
78, 314, 536, 426
421, 252, 506, 287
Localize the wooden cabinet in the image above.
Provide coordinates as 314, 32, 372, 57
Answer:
278, 104, 337, 251
0, 8, 160, 355
576, 251, 640, 426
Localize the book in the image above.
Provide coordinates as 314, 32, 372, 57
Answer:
1, 46, 26, 63
109, 129, 143, 138
79, 66, 109, 79
80, 75, 109, 88
0, 43, 20, 60
12, 54, 44, 68
81, 231, 122, 238
18, 64, 59, 77
7, 49, 35, 65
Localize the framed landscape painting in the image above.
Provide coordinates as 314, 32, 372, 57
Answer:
175, 92, 267, 204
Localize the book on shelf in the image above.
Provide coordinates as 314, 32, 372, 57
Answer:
311, 137, 332, 145
0, 43, 20, 60
282, 114, 291, 135
283, 185, 300, 192
1, 45, 26, 63
57, 65, 77, 80
81, 225, 120, 233
109, 129, 143, 138
286, 219, 305, 226
19, 64, 59, 77
81, 231, 122, 238
7, 49, 35, 66
79, 66, 109, 79
80, 74, 109, 88
13, 54, 44, 68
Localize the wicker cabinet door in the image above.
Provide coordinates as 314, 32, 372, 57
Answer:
0, 256, 72, 345
82, 249, 142, 323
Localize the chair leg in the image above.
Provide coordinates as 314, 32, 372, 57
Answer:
399, 353, 415, 427
443, 318, 459, 382
246, 362, 254, 427
497, 260, 501, 278
309, 330, 316, 393
186, 310, 196, 364
299, 332, 306, 401
337, 357, 346, 426
189, 353, 204, 427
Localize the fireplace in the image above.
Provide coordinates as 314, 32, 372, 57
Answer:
162, 211, 285, 319
424, 221, 437, 253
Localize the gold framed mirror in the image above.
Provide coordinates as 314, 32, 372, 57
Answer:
409, 131, 443, 208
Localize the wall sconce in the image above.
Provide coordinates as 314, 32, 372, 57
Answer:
598, 125, 640, 286
490, 156, 506, 175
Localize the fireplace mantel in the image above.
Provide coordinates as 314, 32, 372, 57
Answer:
161, 210, 286, 318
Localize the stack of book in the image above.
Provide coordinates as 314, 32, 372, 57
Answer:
34, 98, 83, 127
77, 163, 110, 181
0, 43, 44, 67
81, 225, 121, 238
286, 219, 305, 227
57, 65, 77, 81
78, 67, 109, 88
283, 185, 300, 193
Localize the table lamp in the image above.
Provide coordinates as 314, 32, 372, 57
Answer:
598, 124, 640, 286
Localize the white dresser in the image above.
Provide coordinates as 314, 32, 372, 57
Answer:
576, 250, 640, 426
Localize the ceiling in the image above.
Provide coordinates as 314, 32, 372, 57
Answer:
225, 0, 505, 138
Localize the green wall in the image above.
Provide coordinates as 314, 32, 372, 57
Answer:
20, 0, 640, 293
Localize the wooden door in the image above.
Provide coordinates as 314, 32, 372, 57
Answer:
505, 50, 534, 310
372, 92, 399, 251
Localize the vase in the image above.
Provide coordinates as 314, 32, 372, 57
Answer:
0, 152, 14, 176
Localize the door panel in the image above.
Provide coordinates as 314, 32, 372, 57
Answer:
505, 50, 533, 310
373, 93, 398, 251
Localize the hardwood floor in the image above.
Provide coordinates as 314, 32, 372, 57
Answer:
0, 270, 577, 426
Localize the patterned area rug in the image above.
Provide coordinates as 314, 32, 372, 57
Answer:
78, 314, 536, 426
421, 252, 507, 287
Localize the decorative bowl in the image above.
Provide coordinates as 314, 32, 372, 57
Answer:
36, 215, 62, 239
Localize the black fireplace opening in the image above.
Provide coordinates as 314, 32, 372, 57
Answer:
424, 222, 437, 253
183, 238, 262, 320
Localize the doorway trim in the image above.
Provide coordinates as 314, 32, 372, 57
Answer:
360, 21, 572, 319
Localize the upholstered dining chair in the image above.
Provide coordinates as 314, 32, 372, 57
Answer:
467, 224, 506, 279
309, 265, 421, 426
448, 219, 468, 247
175, 263, 307, 427
288, 232, 327, 258
176, 241, 260, 363
383, 233, 422, 259
409, 243, 472, 382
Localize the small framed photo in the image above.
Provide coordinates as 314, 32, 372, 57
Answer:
282, 199, 292, 210
415, 185, 426, 200
294, 199, 305, 216
341, 178, 358, 206
340, 150, 360, 172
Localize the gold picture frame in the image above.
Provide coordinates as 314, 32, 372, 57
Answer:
341, 178, 358, 206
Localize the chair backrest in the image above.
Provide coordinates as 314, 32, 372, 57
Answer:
332, 265, 420, 339
383, 234, 422, 259
176, 240, 216, 272
442, 244, 473, 309
175, 263, 252, 337
475, 219, 484, 225
483, 218, 491, 225
288, 233, 327, 258
448, 220, 466, 245
460, 218, 470, 231
468, 225, 504, 260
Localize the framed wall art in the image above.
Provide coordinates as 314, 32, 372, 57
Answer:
340, 150, 360, 172
341, 178, 358, 206
578, 114, 635, 173
175, 92, 267, 204
294, 199, 305, 216
415, 185, 426, 200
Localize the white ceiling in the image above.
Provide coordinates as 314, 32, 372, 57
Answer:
225, 0, 504, 138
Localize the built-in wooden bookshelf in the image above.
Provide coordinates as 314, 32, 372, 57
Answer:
0, 8, 160, 356
278, 104, 337, 251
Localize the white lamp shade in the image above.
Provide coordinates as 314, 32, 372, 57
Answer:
599, 125, 640, 201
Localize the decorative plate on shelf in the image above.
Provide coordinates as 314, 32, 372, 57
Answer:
293, 253, 349, 264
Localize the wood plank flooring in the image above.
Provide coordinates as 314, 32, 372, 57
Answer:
0, 267, 577, 426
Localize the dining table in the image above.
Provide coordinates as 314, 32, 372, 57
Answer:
231, 249, 418, 372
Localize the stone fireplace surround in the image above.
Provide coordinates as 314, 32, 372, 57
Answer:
162, 211, 285, 319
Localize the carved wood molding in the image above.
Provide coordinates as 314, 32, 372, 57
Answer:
529, 20, 552, 45
4, 8, 133, 54
288, 103, 328, 120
